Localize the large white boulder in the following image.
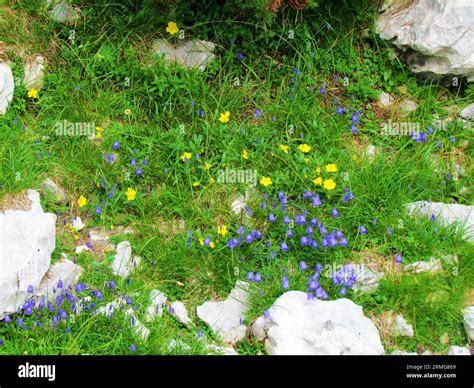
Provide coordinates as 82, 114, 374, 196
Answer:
376, 0, 474, 81
0, 191, 56, 316
251, 291, 384, 355
197, 281, 249, 344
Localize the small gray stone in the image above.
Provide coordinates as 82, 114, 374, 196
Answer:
399, 99, 418, 115
404, 258, 442, 274
111, 241, 140, 278
447, 345, 470, 355
352, 264, 384, 293
42, 178, 67, 203
168, 339, 191, 352
0, 62, 14, 115
145, 289, 167, 322
205, 344, 238, 355
391, 350, 418, 355
197, 280, 249, 344
394, 314, 414, 337
152, 39, 216, 71
169, 301, 193, 327
49, 1, 80, 24
378, 92, 394, 107
460, 104, 474, 121
463, 306, 474, 341
23, 56, 46, 91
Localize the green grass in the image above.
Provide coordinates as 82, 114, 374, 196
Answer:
0, 0, 472, 355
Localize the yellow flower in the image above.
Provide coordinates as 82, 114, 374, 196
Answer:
313, 177, 323, 186
219, 111, 230, 123
242, 149, 249, 159
304, 158, 310, 164
27, 88, 39, 99
326, 163, 338, 173
298, 143, 311, 153
124, 109, 132, 116
204, 162, 212, 170
323, 179, 336, 191
217, 225, 228, 236
280, 144, 289, 154
95, 127, 104, 139
125, 187, 137, 201
181, 152, 192, 161
166, 21, 179, 35
199, 238, 204, 246
260, 176, 272, 187
209, 177, 215, 184
193, 181, 200, 187
77, 195, 87, 208
210, 241, 216, 249
315, 166, 321, 175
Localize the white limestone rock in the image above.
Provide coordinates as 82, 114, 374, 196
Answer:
36, 258, 83, 300
447, 345, 470, 355
145, 289, 167, 322
41, 178, 66, 203
111, 241, 140, 278
23, 56, 46, 91
0, 62, 14, 115
252, 291, 384, 355
169, 301, 193, 327
406, 201, 473, 242
152, 39, 216, 71
463, 306, 474, 341
352, 264, 384, 293
376, 0, 474, 81
394, 314, 414, 337
197, 280, 249, 344
0, 196, 56, 315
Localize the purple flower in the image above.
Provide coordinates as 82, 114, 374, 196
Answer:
227, 238, 239, 249
282, 276, 290, 289
130, 158, 136, 166
130, 344, 137, 352
237, 52, 244, 61
336, 106, 343, 115
312, 195, 322, 207
319, 85, 325, 95
300, 236, 311, 246
95, 206, 101, 215
295, 215, 306, 225
254, 109, 262, 118
112, 140, 120, 150
387, 227, 393, 236
246, 272, 254, 281
280, 242, 289, 252
359, 225, 367, 235
268, 213, 276, 223
286, 228, 294, 238
303, 191, 313, 198
395, 253, 403, 264
299, 261, 308, 271
135, 167, 142, 176
255, 273, 262, 283
331, 208, 339, 218
27, 285, 33, 294
283, 215, 291, 225
339, 237, 348, 247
